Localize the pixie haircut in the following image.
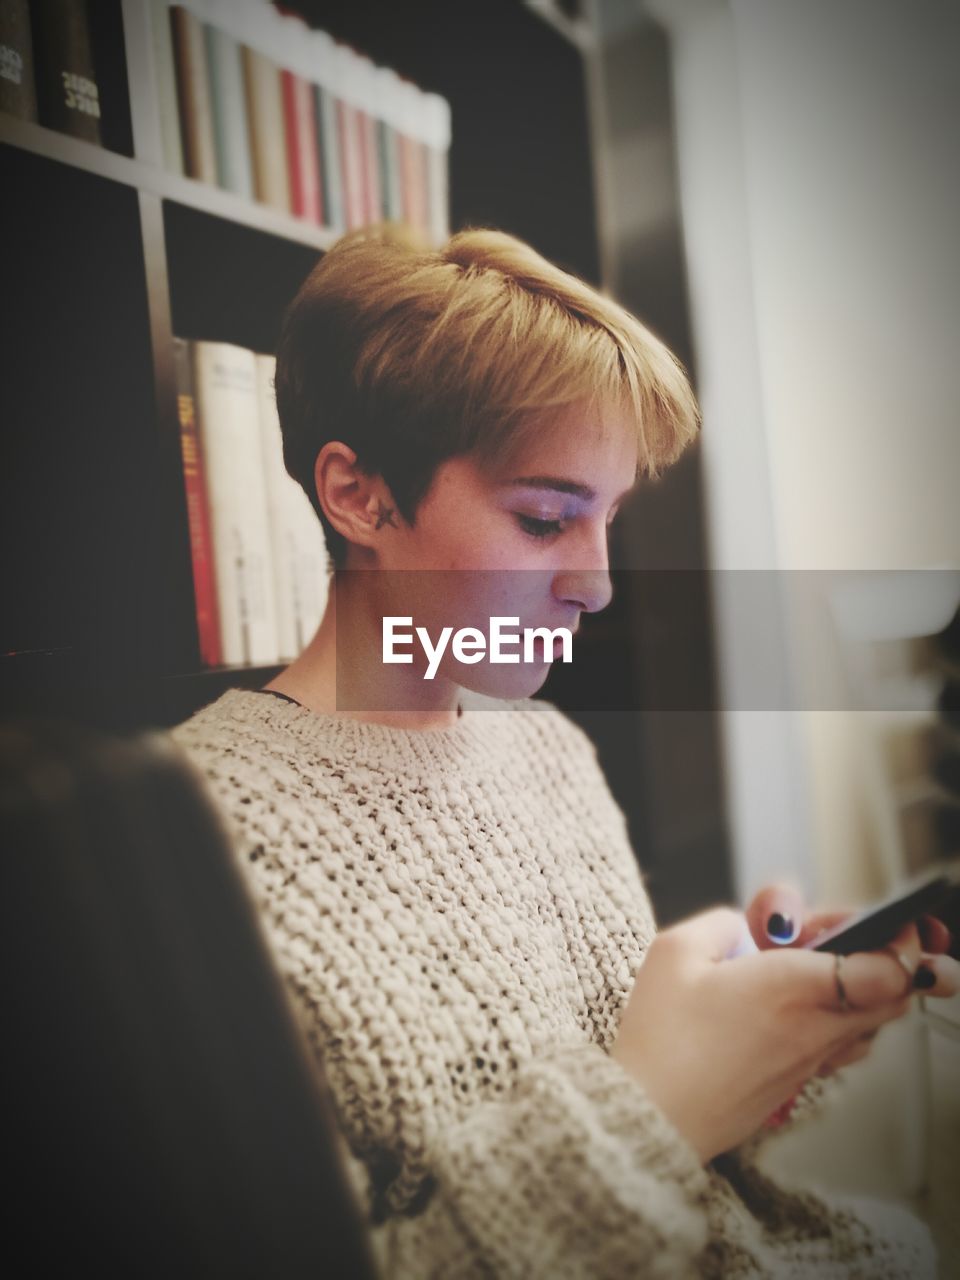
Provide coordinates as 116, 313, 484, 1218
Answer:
275, 223, 699, 566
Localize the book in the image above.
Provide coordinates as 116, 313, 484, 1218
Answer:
255, 355, 330, 659
205, 22, 254, 197
273, 9, 323, 224
310, 30, 343, 231
148, 0, 183, 173
241, 44, 291, 212
193, 342, 280, 667
172, 337, 221, 667
281, 66, 323, 223
353, 52, 382, 223
153, 4, 447, 238
333, 43, 367, 230
169, 5, 217, 184
311, 82, 338, 229
424, 92, 452, 245
0, 0, 37, 121
398, 78, 430, 239
30, 0, 102, 145
375, 66, 403, 223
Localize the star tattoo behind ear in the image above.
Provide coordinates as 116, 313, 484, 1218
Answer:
375, 500, 398, 530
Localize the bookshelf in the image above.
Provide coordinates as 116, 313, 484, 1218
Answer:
0, 113, 337, 248
0, 0, 601, 733
0, 0, 413, 728
2, 0, 739, 934
2, 0, 734, 924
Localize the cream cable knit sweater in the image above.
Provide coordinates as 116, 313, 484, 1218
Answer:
172, 688, 934, 1279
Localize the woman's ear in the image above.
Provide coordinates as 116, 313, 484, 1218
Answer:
314, 442, 401, 559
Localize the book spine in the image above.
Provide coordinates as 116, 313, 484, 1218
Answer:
0, 0, 37, 121
360, 107, 381, 224
354, 103, 372, 224
396, 129, 415, 231
255, 354, 298, 660
205, 22, 253, 198
169, 5, 217, 183
310, 84, 330, 227
410, 137, 429, 239
29, 0, 101, 144
355, 54, 384, 223
281, 67, 323, 222
423, 91, 451, 245
337, 99, 366, 230
172, 337, 222, 668
255, 354, 330, 658
375, 118, 392, 221
314, 83, 343, 230
433, 94, 453, 244
376, 68, 407, 224
149, 0, 183, 173
426, 143, 449, 245
376, 68, 404, 223
241, 45, 291, 212
385, 123, 404, 222
193, 342, 280, 667
280, 67, 303, 215
293, 72, 323, 223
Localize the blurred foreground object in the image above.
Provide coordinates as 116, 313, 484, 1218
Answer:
0, 719, 376, 1279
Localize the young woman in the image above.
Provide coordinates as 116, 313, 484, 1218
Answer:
173, 225, 957, 1278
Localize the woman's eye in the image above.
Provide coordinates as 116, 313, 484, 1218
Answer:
515, 514, 566, 540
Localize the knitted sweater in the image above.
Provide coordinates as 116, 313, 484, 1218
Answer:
172, 688, 934, 1279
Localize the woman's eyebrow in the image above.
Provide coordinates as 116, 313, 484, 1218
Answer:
508, 476, 594, 499
507, 476, 635, 504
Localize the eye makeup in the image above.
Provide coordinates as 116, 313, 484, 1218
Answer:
501, 476, 628, 542
514, 513, 569, 540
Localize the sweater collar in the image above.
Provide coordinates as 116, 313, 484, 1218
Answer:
211, 687, 539, 777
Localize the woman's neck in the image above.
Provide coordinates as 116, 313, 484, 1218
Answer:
264, 574, 463, 730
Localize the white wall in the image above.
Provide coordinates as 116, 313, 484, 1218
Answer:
731, 0, 960, 572
648, 0, 960, 903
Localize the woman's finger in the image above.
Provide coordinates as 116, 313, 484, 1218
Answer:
796, 909, 853, 949
913, 952, 960, 998
838, 924, 923, 1007
918, 914, 953, 955
745, 884, 805, 949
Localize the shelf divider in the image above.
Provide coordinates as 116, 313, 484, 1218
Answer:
0, 115, 339, 252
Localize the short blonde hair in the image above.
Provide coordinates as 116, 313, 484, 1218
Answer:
275, 223, 699, 564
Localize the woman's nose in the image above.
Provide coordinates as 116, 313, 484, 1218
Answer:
553, 567, 613, 614
552, 526, 614, 613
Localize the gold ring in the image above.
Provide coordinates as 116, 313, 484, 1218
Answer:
834, 953, 851, 1012
884, 945, 916, 996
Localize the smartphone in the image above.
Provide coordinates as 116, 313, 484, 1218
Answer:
806, 865, 959, 955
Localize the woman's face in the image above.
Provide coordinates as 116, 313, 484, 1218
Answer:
367, 402, 638, 700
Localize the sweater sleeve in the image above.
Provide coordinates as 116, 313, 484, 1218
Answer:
359, 1043, 712, 1280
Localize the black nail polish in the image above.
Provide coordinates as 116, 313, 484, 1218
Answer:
766, 913, 797, 944
913, 965, 936, 991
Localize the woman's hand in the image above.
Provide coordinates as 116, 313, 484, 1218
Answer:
611, 907, 923, 1164
743, 884, 958, 1074
743, 883, 954, 972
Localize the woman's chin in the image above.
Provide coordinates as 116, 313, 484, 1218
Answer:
455, 660, 555, 702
